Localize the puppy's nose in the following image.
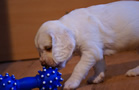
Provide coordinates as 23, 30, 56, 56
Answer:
40, 57, 46, 66
41, 61, 47, 66
41, 61, 54, 69
40, 60, 50, 68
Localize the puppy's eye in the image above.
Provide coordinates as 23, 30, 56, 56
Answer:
44, 46, 52, 51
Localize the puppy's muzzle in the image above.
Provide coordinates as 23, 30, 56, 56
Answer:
40, 57, 57, 68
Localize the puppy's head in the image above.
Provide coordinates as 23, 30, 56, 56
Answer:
35, 20, 75, 69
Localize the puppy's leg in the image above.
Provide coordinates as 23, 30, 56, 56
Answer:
87, 59, 106, 84
64, 52, 97, 89
126, 66, 139, 76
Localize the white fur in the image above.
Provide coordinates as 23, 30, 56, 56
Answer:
35, 1, 139, 89
126, 66, 139, 76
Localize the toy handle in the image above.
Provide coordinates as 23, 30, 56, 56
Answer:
17, 76, 40, 90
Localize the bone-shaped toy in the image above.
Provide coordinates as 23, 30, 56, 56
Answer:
0, 67, 63, 90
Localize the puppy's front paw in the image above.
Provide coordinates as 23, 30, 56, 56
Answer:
64, 78, 80, 90
88, 72, 105, 84
126, 66, 139, 76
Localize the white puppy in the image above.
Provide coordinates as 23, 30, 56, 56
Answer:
35, 1, 139, 89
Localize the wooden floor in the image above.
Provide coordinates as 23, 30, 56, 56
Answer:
0, 50, 139, 90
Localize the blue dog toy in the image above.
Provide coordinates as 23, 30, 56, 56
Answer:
0, 67, 63, 90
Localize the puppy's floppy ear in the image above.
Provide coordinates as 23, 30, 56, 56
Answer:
49, 29, 75, 63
